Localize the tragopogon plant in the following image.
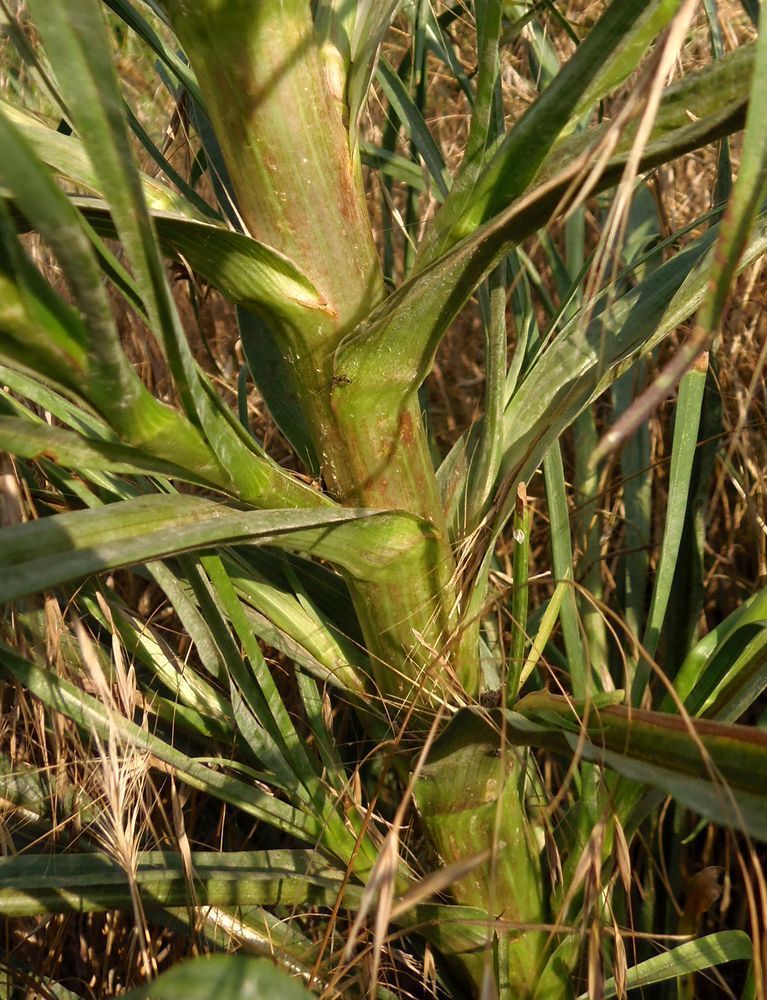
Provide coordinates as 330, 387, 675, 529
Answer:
1, 1, 766, 997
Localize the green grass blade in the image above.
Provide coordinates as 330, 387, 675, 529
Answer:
699, 626, 767, 723
612, 364, 652, 645
346, 0, 402, 134
0, 416, 214, 487
578, 930, 753, 999
0, 849, 353, 916
26, 0, 316, 506
238, 309, 320, 475
71, 200, 330, 322
0, 493, 437, 602
632, 356, 708, 703
223, 551, 366, 693
670, 586, 767, 708
102, 0, 203, 105
80, 589, 234, 724
543, 444, 587, 698
461, 0, 503, 174
0, 97, 209, 220
376, 56, 450, 198
466, 262, 508, 526
512, 695, 767, 840
499, 210, 767, 488
595, 14, 767, 459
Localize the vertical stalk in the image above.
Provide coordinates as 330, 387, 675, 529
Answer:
161, 0, 478, 705
413, 710, 547, 996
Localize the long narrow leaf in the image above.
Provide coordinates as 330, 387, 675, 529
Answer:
0, 493, 439, 602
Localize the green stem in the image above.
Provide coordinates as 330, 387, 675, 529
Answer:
162, 0, 477, 707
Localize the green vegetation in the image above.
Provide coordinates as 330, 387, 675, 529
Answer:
0, 1, 766, 996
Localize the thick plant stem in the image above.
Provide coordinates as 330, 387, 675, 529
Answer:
413, 711, 548, 995
162, 0, 478, 705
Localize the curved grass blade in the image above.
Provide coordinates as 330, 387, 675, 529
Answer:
578, 930, 753, 999
376, 56, 450, 199
593, 11, 767, 461
0, 416, 215, 488
670, 586, 767, 708
0, 97, 208, 219
238, 309, 320, 475
498, 210, 767, 489
0, 493, 439, 602
511, 694, 767, 840
72, 201, 330, 322
0, 849, 356, 916
102, 0, 203, 105
0, 124, 231, 489
346, 0, 402, 135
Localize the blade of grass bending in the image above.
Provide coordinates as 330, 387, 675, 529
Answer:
499, 209, 767, 492
632, 354, 708, 704
0, 116, 234, 491
511, 694, 767, 841
0, 417, 216, 489
238, 309, 320, 475
577, 930, 753, 999
223, 550, 366, 693
186, 556, 384, 879
70, 202, 329, 322
80, 588, 234, 725
0, 98, 208, 220
0, 494, 438, 602
0, 849, 357, 917
0, 201, 319, 509
346, 0, 402, 136
543, 444, 587, 698
0, 646, 321, 842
